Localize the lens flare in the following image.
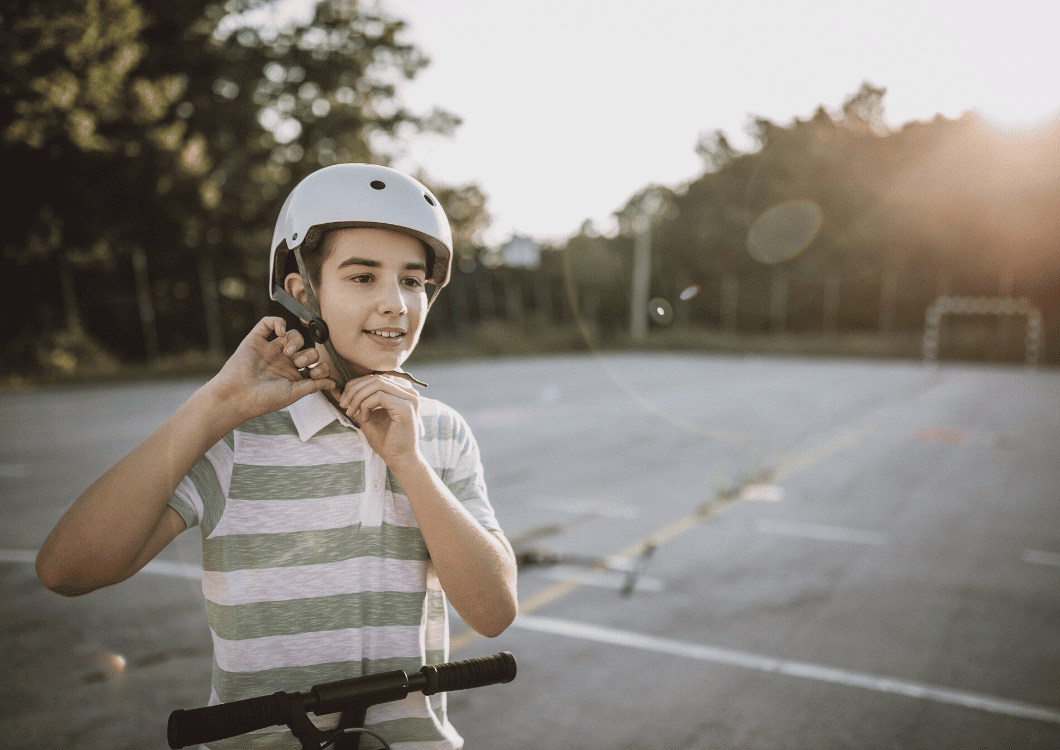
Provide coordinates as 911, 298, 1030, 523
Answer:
679, 285, 700, 301
650, 298, 674, 325
746, 199, 823, 264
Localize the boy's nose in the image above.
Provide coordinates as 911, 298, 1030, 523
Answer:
376, 279, 408, 315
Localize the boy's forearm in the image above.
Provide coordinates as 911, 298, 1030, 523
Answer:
389, 455, 518, 638
37, 382, 245, 594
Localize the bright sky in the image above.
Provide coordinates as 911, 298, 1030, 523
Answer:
322, 0, 1060, 245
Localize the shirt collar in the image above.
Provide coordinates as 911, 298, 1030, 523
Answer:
287, 391, 355, 442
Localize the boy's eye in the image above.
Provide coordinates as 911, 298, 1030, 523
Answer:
404, 277, 424, 288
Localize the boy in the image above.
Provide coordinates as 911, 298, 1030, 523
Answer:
36, 164, 519, 749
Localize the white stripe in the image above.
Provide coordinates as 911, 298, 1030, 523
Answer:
204, 557, 429, 606
512, 615, 1060, 724
1024, 549, 1060, 567
211, 624, 422, 673
212, 492, 418, 536
235, 430, 367, 467
756, 518, 887, 546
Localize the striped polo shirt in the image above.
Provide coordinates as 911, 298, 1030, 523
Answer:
167, 391, 500, 750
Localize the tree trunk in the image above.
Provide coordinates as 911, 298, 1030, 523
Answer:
198, 253, 225, 363
721, 273, 739, 332
823, 277, 841, 336
58, 254, 83, 336
770, 270, 788, 334
535, 276, 554, 326
131, 246, 160, 366
879, 268, 898, 334
504, 272, 524, 325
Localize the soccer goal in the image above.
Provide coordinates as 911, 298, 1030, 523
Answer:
923, 296, 1042, 366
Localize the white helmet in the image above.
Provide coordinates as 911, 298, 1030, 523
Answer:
269, 163, 453, 295
269, 163, 452, 389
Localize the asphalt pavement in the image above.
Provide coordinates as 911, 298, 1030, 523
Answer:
2, 353, 1058, 749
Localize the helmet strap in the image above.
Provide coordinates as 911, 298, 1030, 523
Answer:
288, 247, 353, 388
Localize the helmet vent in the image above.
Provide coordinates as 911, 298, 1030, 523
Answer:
423, 193, 435, 206
370, 180, 386, 190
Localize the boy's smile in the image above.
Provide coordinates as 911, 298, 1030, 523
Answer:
286, 227, 429, 379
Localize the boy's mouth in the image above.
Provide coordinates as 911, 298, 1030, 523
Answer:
365, 328, 406, 340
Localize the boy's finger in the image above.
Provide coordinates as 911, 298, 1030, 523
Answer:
282, 329, 305, 355
254, 316, 286, 340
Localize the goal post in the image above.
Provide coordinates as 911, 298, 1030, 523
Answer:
923, 296, 1042, 366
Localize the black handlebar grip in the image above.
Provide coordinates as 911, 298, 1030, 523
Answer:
419, 651, 517, 696
167, 691, 292, 749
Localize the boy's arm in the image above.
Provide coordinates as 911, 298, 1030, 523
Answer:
340, 375, 519, 638
36, 318, 334, 596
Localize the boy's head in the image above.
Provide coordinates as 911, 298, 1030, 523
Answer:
268, 164, 452, 386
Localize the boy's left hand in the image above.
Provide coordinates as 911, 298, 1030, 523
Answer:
337, 374, 422, 467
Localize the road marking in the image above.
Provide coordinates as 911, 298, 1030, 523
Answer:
512, 614, 1060, 725
528, 495, 640, 519
756, 519, 887, 546
453, 421, 880, 652
0, 463, 30, 478
531, 565, 664, 593
1024, 549, 1060, 567
0, 549, 203, 580
771, 421, 877, 483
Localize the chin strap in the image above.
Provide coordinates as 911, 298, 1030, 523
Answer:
272, 246, 428, 390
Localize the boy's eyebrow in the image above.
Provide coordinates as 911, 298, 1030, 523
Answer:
336, 257, 427, 272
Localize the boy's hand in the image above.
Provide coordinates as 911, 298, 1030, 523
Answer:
210, 317, 335, 423
338, 374, 422, 467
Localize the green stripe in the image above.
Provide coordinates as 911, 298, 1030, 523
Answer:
421, 413, 456, 443
202, 523, 428, 572
316, 420, 351, 437
229, 461, 366, 500
167, 496, 197, 530
207, 591, 427, 640
186, 453, 227, 537
236, 411, 299, 436
211, 654, 444, 704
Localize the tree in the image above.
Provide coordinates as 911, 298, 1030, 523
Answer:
2, 0, 467, 374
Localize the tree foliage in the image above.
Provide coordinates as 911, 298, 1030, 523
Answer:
3, 0, 489, 375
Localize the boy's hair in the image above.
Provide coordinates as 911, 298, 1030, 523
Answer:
285, 226, 436, 291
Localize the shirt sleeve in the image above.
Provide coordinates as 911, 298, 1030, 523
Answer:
167, 432, 235, 535
442, 408, 501, 533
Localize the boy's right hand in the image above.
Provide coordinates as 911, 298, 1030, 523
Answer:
207, 316, 335, 424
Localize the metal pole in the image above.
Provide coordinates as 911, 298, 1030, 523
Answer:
630, 213, 651, 343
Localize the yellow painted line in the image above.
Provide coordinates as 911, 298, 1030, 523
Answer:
452, 420, 877, 652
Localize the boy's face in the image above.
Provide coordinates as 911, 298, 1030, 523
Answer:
286, 227, 429, 378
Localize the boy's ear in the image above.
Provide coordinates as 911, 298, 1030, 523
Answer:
284, 273, 310, 323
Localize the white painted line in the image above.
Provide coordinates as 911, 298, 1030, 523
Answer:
756, 519, 887, 546
1024, 549, 1060, 567
533, 565, 664, 593
512, 614, 1060, 724
528, 495, 640, 519
740, 484, 784, 503
142, 559, 204, 580
0, 549, 38, 565
0, 463, 30, 478
0, 549, 202, 580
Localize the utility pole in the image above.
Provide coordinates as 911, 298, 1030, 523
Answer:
629, 193, 661, 344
